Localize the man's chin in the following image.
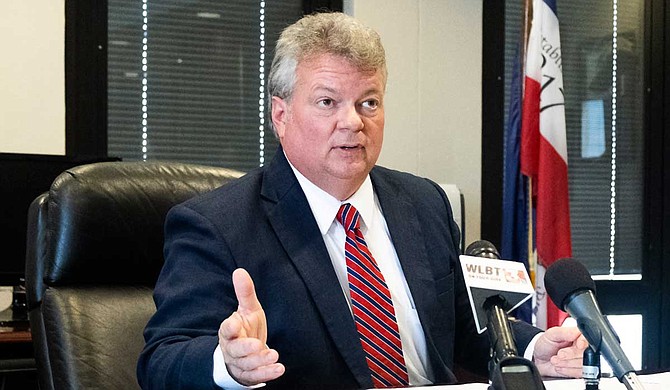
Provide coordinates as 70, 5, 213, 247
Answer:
331, 162, 373, 178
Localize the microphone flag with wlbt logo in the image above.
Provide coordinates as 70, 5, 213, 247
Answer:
459, 255, 535, 334
502, 0, 572, 330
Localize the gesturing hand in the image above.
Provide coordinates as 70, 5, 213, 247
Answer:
218, 268, 285, 386
533, 326, 589, 378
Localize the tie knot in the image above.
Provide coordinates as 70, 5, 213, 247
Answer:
337, 203, 360, 232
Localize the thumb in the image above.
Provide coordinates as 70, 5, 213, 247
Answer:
545, 326, 583, 346
233, 268, 262, 314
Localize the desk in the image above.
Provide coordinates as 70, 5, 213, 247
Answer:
0, 305, 32, 358
413, 372, 670, 389
0, 310, 38, 389
0, 326, 31, 344
542, 373, 670, 390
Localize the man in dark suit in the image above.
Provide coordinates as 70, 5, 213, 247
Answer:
138, 12, 587, 389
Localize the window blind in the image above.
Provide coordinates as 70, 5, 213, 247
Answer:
108, 0, 303, 172
503, 0, 645, 275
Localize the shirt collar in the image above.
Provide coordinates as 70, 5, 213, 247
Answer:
285, 153, 375, 235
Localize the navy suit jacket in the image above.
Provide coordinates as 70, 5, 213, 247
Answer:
137, 149, 540, 389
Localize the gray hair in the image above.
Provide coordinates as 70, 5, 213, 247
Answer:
268, 12, 387, 101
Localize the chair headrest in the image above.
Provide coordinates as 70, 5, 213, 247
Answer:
44, 161, 243, 286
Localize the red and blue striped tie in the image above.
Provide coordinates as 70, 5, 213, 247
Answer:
337, 203, 409, 388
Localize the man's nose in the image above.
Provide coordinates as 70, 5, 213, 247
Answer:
339, 105, 364, 131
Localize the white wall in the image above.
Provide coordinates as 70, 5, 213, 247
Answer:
346, 0, 483, 245
0, 0, 65, 155
0, 0, 482, 244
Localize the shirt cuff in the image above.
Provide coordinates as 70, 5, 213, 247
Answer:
213, 345, 266, 389
523, 332, 543, 361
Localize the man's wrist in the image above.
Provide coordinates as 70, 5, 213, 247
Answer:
524, 332, 544, 361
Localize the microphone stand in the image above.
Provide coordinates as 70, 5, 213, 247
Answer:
485, 296, 545, 390
584, 338, 644, 390
621, 372, 645, 390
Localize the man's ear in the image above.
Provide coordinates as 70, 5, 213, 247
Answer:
271, 96, 288, 139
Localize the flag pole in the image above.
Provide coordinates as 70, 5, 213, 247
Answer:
521, 0, 536, 287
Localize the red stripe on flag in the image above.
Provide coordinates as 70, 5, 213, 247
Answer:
520, 76, 541, 178
535, 136, 572, 265
536, 137, 571, 327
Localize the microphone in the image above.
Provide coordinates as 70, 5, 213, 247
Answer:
465, 240, 544, 390
465, 241, 517, 362
465, 240, 501, 259
544, 258, 645, 390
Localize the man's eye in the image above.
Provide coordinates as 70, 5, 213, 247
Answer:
318, 99, 333, 107
362, 100, 379, 109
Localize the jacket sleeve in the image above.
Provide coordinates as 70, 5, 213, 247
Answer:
137, 204, 239, 390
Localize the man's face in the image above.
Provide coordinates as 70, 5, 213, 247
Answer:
272, 54, 385, 200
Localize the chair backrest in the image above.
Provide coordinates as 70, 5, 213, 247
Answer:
25, 161, 243, 390
439, 183, 466, 253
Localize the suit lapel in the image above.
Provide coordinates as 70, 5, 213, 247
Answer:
261, 151, 373, 388
371, 169, 450, 376
370, 170, 436, 322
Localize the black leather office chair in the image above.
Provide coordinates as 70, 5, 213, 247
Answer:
24, 161, 243, 390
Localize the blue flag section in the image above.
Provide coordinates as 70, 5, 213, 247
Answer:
501, 45, 532, 323
544, 0, 558, 14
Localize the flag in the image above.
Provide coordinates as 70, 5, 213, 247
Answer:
501, 43, 532, 324
520, 0, 572, 329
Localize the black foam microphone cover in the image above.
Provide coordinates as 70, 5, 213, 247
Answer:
544, 258, 596, 311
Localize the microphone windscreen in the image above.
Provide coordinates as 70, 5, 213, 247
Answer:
544, 258, 596, 311
465, 240, 500, 259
